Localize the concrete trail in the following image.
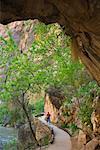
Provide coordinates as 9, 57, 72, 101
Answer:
38, 116, 72, 150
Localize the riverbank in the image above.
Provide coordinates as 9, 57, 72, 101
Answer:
0, 125, 18, 148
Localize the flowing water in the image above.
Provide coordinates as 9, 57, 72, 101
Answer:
0, 125, 18, 149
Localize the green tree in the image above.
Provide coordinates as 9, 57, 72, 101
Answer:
0, 21, 92, 143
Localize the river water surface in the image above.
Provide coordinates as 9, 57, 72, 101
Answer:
0, 125, 18, 149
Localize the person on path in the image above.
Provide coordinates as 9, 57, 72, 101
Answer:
46, 112, 51, 124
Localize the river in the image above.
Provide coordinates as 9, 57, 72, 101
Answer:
0, 125, 18, 149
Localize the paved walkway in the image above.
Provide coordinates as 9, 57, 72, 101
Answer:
38, 116, 72, 150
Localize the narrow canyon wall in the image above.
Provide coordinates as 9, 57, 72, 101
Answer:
44, 87, 65, 123
0, 20, 35, 51
44, 94, 59, 123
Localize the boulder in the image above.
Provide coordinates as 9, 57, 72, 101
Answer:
18, 118, 53, 149
34, 118, 53, 146
77, 130, 86, 150
18, 123, 37, 150
71, 136, 78, 150
86, 138, 99, 150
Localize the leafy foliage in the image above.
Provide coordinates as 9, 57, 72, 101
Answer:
67, 123, 78, 134
0, 104, 10, 124
33, 98, 44, 115
78, 81, 100, 125
0, 21, 99, 134
0, 22, 85, 104
4, 139, 17, 150
78, 97, 93, 125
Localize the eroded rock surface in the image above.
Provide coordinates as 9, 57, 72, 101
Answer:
77, 130, 87, 150
34, 118, 53, 146
91, 96, 100, 135
86, 138, 99, 150
0, 20, 35, 51
44, 87, 65, 123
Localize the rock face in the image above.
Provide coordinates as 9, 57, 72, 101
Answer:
59, 97, 80, 126
71, 94, 100, 150
44, 87, 65, 123
0, 20, 35, 51
44, 94, 59, 123
86, 138, 99, 150
72, 130, 100, 150
91, 96, 100, 135
0, 0, 100, 84
18, 118, 53, 149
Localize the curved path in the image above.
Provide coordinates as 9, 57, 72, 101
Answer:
39, 116, 72, 150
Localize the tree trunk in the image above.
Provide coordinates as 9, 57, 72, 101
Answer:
22, 103, 39, 146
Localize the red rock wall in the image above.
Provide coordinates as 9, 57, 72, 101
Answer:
44, 94, 59, 123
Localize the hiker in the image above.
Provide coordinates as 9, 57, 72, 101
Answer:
46, 112, 51, 124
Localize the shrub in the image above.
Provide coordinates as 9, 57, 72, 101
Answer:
33, 98, 44, 115
4, 140, 17, 150
0, 104, 10, 124
78, 98, 93, 125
